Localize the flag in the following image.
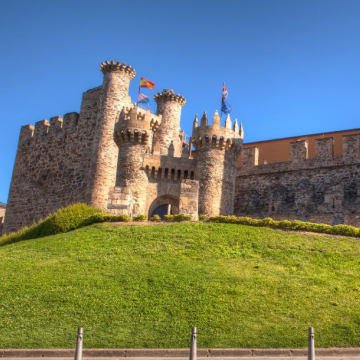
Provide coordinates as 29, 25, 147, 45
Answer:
221, 100, 232, 114
137, 92, 150, 105
140, 77, 155, 89
222, 82, 228, 100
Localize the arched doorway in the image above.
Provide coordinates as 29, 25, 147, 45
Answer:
148, 195, 179, 219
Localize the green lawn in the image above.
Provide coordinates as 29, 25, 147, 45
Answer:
1, 222, 360, 348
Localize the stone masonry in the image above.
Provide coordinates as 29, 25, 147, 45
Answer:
0, 202, 6, 235
3, 59, 360, 233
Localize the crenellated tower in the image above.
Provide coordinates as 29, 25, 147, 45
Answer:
153, 89, 186, 157
113, 106, 161, 215
192, 111, 243, 216
89, 61, 136, 209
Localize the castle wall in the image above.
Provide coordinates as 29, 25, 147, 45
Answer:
3, 87, 102, 233
235, 135, 360, 226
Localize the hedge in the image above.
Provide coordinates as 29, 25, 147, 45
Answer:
207, 215, 360, 237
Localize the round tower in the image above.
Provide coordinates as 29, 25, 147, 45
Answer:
192, 110, 243, 216
114, 106, 161, 215
153, 89, 186, 157
89, 61, 136, 209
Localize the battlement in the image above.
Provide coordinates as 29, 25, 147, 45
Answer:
240, 134, 360, 174
18, 112, 80, 144
100, 61, 136, 78
192, 111, 243, 151
154, 89, 186, 107
143, 153, 195, 181
114, 106, 162, 146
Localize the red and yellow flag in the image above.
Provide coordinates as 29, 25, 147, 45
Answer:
140, 77, 155, 89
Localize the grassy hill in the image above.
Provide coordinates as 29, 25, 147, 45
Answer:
1, 222, 360, 349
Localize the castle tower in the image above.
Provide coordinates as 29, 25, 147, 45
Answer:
113, 106, 161, 215
192, 111, 243, 216
89, 61, 136, 209
153, 89, 186, 157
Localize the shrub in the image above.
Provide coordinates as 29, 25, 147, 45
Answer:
133, 214, 148, 221
199, 214, 208, 221
259, 217, 276, 227
331, 224, 360, 237
163, 214, 192, 222
173, 214, 192, 222
0, 203, 106, 246
164, 215, 174, 222
150, 214, 161, 222
206, 214, 360, 238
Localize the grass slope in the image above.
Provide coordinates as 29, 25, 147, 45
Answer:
1, 223, 360, 349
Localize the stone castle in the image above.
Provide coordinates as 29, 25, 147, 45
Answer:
4, 60, 360, 233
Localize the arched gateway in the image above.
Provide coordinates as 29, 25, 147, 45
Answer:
148, 195, 180, 219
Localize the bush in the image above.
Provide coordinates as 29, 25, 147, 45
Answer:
199, 214, 208, 221
133, 214, 148, 221
173, 214, 192, 222
0, 203, 105, 246
206, 215, 360, 238
150, 214, 161, 222
164, 215, 174, 222
331, 224, 360, 237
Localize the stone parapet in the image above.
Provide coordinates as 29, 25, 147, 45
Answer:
18, 113, 81, 146
143, 153, 195, 180
114, 106, 161, 146
192, 111, 242, 152
154, 89, 186, 107
100, 60, 136, 78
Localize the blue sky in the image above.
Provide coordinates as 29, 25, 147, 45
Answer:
1, 0, 360, 203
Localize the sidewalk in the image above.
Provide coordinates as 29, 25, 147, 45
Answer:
1, 348, 360, 358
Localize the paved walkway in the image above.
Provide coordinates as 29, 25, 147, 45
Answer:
2, 358, 360, 360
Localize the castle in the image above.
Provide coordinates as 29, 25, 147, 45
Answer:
4, 60, 360, 234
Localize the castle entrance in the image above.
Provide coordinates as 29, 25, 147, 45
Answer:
148, 195, 179, 219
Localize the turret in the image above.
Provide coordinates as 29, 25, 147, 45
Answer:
89, 60, 136, 210
112, 106, 162, 215
192, 110, 243, 216
153, 89, 186, 157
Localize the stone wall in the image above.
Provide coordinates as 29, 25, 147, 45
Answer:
0, 205, 5, 235
3, 87, 102, 233
235, 135, 360, 226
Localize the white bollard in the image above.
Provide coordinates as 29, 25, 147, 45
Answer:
308, 327, 315, 360
74, 327, 83, 360
189, 327, 197, 360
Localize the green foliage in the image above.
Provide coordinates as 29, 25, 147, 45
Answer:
208, 215, 360, 238
0, 204, 132, 247
150, 214, 161, 222
164, 214, 192, 222
133, 214, 148, 221
199, 214, 208, 221
0, 203, 105, 246
1, 222, 360, 348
